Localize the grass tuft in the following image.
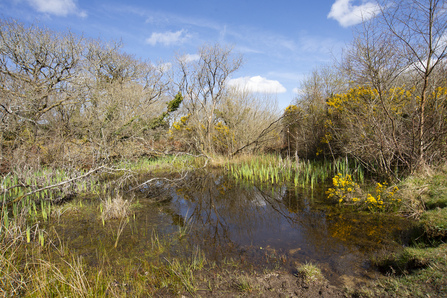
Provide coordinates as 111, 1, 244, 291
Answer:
100, 193, 133, 221
233, 275, 253, 292
295, 262, 325, 284
371, 247, 431, 275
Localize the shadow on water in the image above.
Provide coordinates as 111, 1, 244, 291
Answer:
49, 169, 414, 286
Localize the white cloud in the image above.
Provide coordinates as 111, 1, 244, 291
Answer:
158, 62, 172, 72
292, 88, 301, 94
26, 0, 87, 17
328, 0, 380, 27
228, 76, 287, 94
146, 30, 191, 46
180, 54, 200, 62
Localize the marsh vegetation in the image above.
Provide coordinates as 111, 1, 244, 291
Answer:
2, 1, 447, 296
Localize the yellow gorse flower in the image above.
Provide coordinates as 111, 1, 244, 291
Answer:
326, 173, 358, 204
327, 174, 401, 212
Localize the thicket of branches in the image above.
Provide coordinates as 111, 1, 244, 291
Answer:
284, 0, 447, 178
0, 19, 283, 171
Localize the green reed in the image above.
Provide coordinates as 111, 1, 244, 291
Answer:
228, 155, 365, 187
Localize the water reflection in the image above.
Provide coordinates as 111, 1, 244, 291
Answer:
151, 170, 411, 282
49, 170, 412, 285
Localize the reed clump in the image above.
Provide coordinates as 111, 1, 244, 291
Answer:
100, 193, 133, 221
228, 155, 365, 188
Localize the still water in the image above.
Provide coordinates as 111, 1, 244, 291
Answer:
51, 170, 412, 285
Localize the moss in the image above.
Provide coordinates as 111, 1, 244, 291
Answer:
366, 244, 447, 297
372, 247, 431, 275
425, 174, 447, 209
420, 208, 447, 239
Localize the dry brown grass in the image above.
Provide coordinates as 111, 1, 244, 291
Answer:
101, 193, 133, 221
397, 167, 434, 218
0, 208, 29, 296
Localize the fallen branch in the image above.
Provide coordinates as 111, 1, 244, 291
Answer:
126, 152, 208, 193
5, 166, 126, 205
231, 115, 285, 156
127, 171, 189, 193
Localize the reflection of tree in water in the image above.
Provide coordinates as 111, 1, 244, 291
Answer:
167, 172, 287, 259
150, 171, 411, 271
325, 212, 412, 251
159, 172, 335, 261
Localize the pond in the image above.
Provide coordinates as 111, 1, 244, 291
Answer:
49, 169, 413, 286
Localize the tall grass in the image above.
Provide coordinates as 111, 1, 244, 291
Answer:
228, 154, 365, 187
116, 154, 202, 173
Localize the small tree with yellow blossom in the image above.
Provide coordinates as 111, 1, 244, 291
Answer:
325, 173, 361, 205
364, 182, 400, 212
326, 173, 401, 212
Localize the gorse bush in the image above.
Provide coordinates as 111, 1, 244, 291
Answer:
366, 182, 400, 212
326, 173, 401, 212
326, 173, 359, 204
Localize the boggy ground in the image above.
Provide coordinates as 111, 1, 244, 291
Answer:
198, 272, 342, 298
3, 158, 447, 297
154, 267, 346, 298
150, 255, 447, 298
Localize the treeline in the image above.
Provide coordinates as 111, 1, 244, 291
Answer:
284, 0, 447, 178
0, 19, 281, 170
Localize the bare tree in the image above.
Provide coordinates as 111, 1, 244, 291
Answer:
0, 19, 87, 166
80, 40, 171, 162
340, 18, 406, 92
0, 19, 173, 166
0, 19, 84, 137
216, 87, 281, 156
175, 44, 243, 155
378, 0, 447, 167
287, 65, 345, 159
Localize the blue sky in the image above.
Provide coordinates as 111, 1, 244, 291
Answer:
1, 0, 380, 109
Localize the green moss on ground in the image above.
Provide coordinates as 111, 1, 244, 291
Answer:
356, 166, 447, 297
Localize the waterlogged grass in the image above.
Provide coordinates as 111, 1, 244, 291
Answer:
1, 166, 107, 205
0, 197, 211, 297
0, 156, 215, 296
2, 156, 447, 297
0, 239, 210, 297
295, 262, 325, 284
228, 155, 365, 189
2, 155, 199, 213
